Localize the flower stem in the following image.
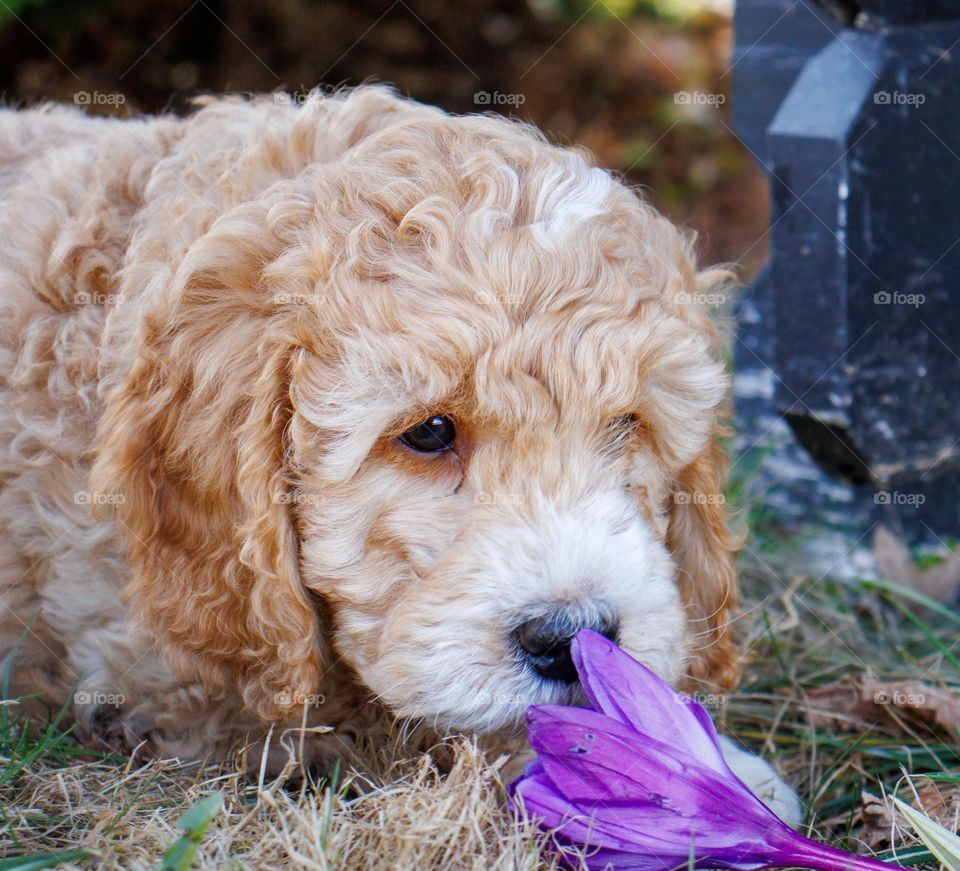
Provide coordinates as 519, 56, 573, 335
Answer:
776, 833, 904, 871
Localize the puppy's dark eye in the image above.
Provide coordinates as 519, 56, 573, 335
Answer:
399, 415, 457, 453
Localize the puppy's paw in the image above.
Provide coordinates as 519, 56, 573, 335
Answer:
719, 735, 802, 829
77, 703, 155, 763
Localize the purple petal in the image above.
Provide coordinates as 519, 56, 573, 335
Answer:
564, 845, 694, 871
571, 629, 729, 776
577, 844, 770, 871
514, 771, 693, 855
513, 769, 774, 871
525, 706, 780, 837
513, 769, 682, 858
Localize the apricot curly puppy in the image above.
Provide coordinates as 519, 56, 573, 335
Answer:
0, 86, 796, 819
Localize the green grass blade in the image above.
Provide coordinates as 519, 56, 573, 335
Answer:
923, 773, 960, 784
0, 850, 90, 870
153, 792, 224, 871
1, 613, 41, 747
883, 596, 960, 672
860, 578, 960, 627
0, 693, 77, 789
893, 797, 960, 871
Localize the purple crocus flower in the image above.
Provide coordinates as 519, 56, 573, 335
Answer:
510, 629, 900, 871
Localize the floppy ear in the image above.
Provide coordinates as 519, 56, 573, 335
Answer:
89, 203, 325, 723
667, 431, 741, 694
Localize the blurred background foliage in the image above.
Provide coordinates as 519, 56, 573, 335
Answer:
0, 0, 766, 273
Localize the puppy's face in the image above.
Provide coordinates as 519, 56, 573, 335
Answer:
282, 117, 731, 732
298, 413, 683, 733
98, 101, 736, 732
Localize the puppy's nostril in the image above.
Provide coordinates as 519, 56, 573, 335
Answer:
517, 616, 566, 657
517, 616, 577, 683
517, 612, 619, 684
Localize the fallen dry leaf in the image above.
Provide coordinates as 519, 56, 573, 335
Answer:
916, 780, 960, 829
860, 792, 894, 850
860, 777, 960, 852
804, 677, 960, 737
860, 783, 960, 850
863, 678, 960, 735
874, 524, 960, 605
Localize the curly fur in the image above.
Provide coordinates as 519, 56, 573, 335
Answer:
0, 87, 740, 766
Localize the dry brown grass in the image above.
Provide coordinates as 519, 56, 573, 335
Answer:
1, 731, 571, 870
3, 551, 958, 869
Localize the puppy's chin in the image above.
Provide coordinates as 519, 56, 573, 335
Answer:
357, 609, 688, 736
372, 664, 593, 736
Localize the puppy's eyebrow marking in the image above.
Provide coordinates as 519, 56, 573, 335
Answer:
528, 165, 613, 247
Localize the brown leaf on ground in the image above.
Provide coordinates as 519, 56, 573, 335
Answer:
803, 677, 960, 737
873, 524, 960, 604
803, 680, 870, 731
860, 792, 894, 850
861, 781, 960, 850
863, 678, 960, 735
916, 780, 960, 829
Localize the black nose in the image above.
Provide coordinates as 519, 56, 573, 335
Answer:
516, 612, 619, 683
